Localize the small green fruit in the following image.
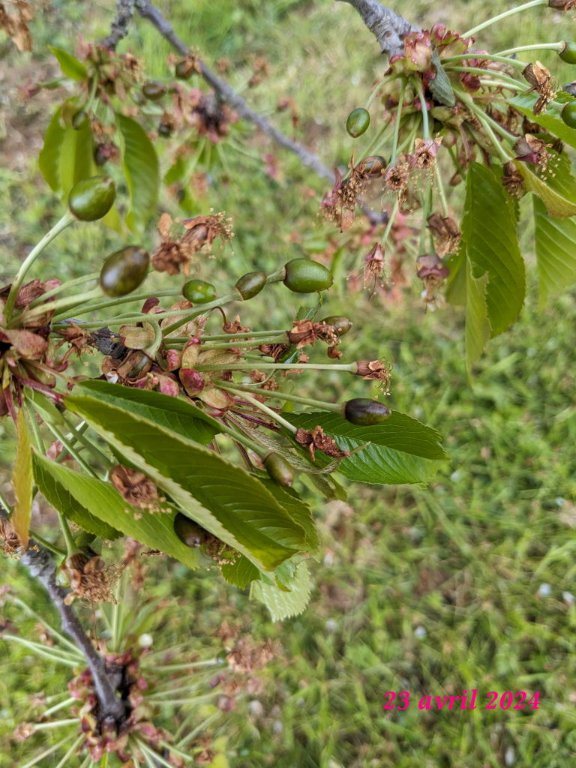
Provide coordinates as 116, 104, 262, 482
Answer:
561, 101, 576, 128
560, 42, 576, 64
72, 109, 88, 130
182, 279, 217, 304
68, 176, 116, 221
142, 80, 166, 100
356, 155, 387, 177
264, 452, 294, 488
346, 107, 371, 138
158, 121, 174, 138
100, 246, 150, 297
174, 513, 209, 547
283, 258, 333, 294
175, 59, 197, 80
344, 398, 391, 426
320, 316, 352, 336
235, 271, 267, 300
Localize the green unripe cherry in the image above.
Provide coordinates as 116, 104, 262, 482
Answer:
235, 271, 267, 300
68, 176, 116, 221
356, 155, 387, 177
99, 246, 150, 297
175, 59, 197, 80
142, 80, 166, 101
182, 279, 217, 304
346, 107, 371, 138
283, 258, 333, 294
264, 452, 294, 488
560, 42, 576, 64
320, 316, 352, 336
344, 398, 391, 426
173, 513, 209, 547
561, 101, 576, 128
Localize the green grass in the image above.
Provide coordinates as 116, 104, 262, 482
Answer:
2, 0, 576, 766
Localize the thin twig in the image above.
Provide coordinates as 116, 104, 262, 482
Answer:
336, 0, 418, 56
134, 0, 335, 182
102, 0, 137, 50
0, 499, 126, 723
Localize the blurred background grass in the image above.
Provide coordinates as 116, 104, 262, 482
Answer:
1, 1, 576, 766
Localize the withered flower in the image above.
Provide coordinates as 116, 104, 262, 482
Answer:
416, 252, 450, 310
151, 212, 232, 275
362, 243, 386, 292
523, 61, 556, 115
355, 360, 392, 392
514, 134, 553, 174
287, 320, 339, 349
384, 156, 411, 195
0, 0, 33, 51
502, 162, 525, 198
295, 426, 349, 461
63, 551, 120, 604
0, 517, 23, 557
110, 465, 166, 512
427, 213, 461, 256
548, 0, 576, 10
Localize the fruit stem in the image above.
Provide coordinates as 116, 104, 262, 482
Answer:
30, 532, 66, 557
442, 53, 526, 69
22, 288, 102, 322
194, 335, 287, 350
58, 512, 78, 558
496, 42, 563, 56
445, 66, 524, 88
456, 90, 515, 161
198, 361, 358, 373
161, 294, 237, 335
390, 83, 406, 164
416, 80, 430, 141
223, 382, 341, 412
434, 162, 450, 217
4, 212, 75, 326
54, 289, 184, 321
228, 389, 298, 434
27, 272, 100, 308
463, 0, 547, 38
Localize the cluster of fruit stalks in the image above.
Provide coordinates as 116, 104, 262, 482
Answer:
0, 177, 392, 526
320, 0, 576, 306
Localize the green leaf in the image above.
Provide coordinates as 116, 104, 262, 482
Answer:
251, 560, 313, 621
33, 453, 199, 567
116, 114, 159, 230
461, 163, 525, 336
289, 411, 447, 485
509, 93, 576, 151
465, 260, 490, 373
32, 454, 121, 541
38, 104, 94, 194
534, 197, 576, 305
445, 247, 466, 306
65, 391, 310, 571
39, 108, 66, 192
221, 556, 260, 589
49, 46, 88, 81
260, 479, 319, 551
516, 160, 576, 218
11, 412, 33, 548
74, 381, 219, 445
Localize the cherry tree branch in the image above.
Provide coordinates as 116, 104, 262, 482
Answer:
101, 0, 136, 50
134, 0, 335, 182
0, 500, 126, 723
336, 0, 418, 56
